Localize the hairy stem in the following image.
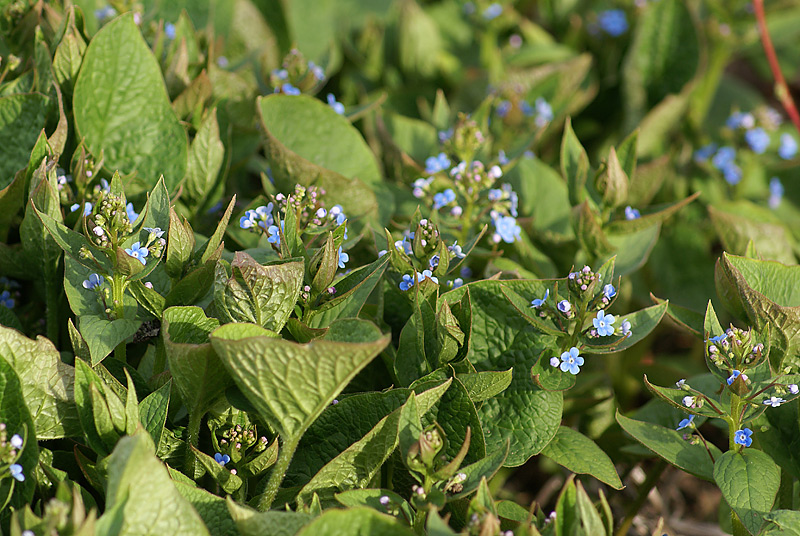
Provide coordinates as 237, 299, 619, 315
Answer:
258, 437, 297, 511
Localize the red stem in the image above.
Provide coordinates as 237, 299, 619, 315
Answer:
753, 0, 800, 136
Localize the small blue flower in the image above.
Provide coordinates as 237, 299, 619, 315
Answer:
621, 318, 632, 338
277, 83, 301, 96
327, 93, 345, 115
449, 241, 466, 258
214, 453, 231, 466
399, 274, 415, 291
419, 269, 439, 285
395, 238, 413, 256
482, 2, 502, 20
95, 6, 116, 20
779, 133, 798, 160
764, 396, 786, 407
71, 202, 93, 216
460, 266, 472, 278
624, 206, 640, 220
0, 290, 13, 309
308, 61, 325, 81
559, 347, 584, 375
498, 150, 509, 165
429, 254, 440, 269
144, 227, 164, 238
330, 205, 346, 226
693, 143, 717, 163
745, 128, 770, 154
447, 278, 464, 289
82, 273, 105, 290
676, 415, 695, 430
239, 211, 257, 229
10, 434, 22, 448
531, 289, 549, 308
433, 189, 456, 209
126, 202, 139, 224
593, 310, 616, 337
493, 216, 521, 243
722, 163, 742, 185
712, 146, 736, 170
125, 242, 149, 265
726, 111, 755, 130
272, 68, 288, 80
603, 284, 616, 299
733, 428, 753, 448
165, 22, 176, 40
769, 177, 784, 209
533, 97, 553, 128
727, 369, 743, 385
496, 100, 511, 118
267, 224, 281, 245
598, 9, 628, 36
708, 333, 727, 343
337, 246, 348, 269
557, 300, 571, 314
520, 101, 533, 116
9, 463, 24, 482
438, 128, 453, 142
425, 152, 451, 174
488, 189, 503, 202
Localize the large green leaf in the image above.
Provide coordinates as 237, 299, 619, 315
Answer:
226, 498, 314, 536
73, 14, 188, 189
714, 449, 779, 536
295, 507, 414, 536
162, 306, 229, 418
0, 355, 38, 507
616, 412, 720, 481
0, 93, 49, 189
709, 202, 796, 265
184, 108, 225, 210
96, 432, 210, 535
213, 254, 304, 332
0, 326, 80, 439
445, 280, 562, 466
171, 479, 238, 536
541, 426, 623, 489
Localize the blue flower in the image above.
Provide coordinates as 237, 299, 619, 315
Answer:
694, 143, 717, 163
429, 254, 440, 269
624, 206, 640, 220
239, 211, 257, 229
267, 224, 281, 245
496, 100, 511, 118
308, 61, 325, 81
779, 133, 798, 160
10, 434, 22, 449
125, 242, 149, 265
733, 428, 753, 448
712, 146, 736, 170
603, 284, 616, 299
533, 97, 553, 128
764, 396, 786, 407
676, 415, 695, 430
488, 189, 503, 202
745, 128, 770, 154
144, 227, 165, 238
727, 370, 744, 385
482, 3, 502, 20
460, 266, 472, 278
433, 189, 456, 209
447, 278, 464, 289
337, 246, 348, 269
330, 205, 346, 226
530, 289, 549, 308
82, 273, 105, 290
557, 300, 571, 314
419, 269, 438, 285
399, 274, 415, 291
214, 453, 231, 466
95, 6, 116, 20
438, 128, 453, 142
0, 290, 13, 309
327, 93, 345, 115
598, 9, 628, 36
559, 347, 584, 375
498, 150, 509, 165
621, 318, 632, 338
769, 177, 784, 209
277, 83, 301, 96
395, 237, 413, 256
449, 241, 466, 258
493, 216, 521, 243
71, 202, 93, 216
126, 202, 139, 224
726, 111, 755, 130
708, 333, 727, 343
165, 22, 176, 40
9, 463, 24, 481
426, 153, 451, 174
593, 310, 616, 337
722, 163, 742, 185
272, 68, 288, 80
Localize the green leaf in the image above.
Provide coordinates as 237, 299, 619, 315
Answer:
605, 192, 700, 234
171, 479, 238, 536
383, 112, 439, 163
73, 14, 188, 189
420, 377, 485, 464
616, 411, 720, 481
34, 204, 113, 273
192, 446, 243, 494
226, 498, 314, 536
540, 426, 623, 489
209, 321, 390, 446
74, 358, 119, 457
0, 326, 80, 440
185, 108, 225, 209
138, 380, 171, 449
296, 394, 416, 503
456, 369, 513, 403
764, 510, 800, 536
213, 254, 304, 332
652, 294, 703, 335
162, 306, 229, 418
643, 375, 723, 418
714, 449, 779, 536
582, 301, 668, 354
165, 207, 195, 279
21, 165, 62, 279
0, 94, 49, 190
96, 432, 210, 535
257, 94, 391, 224
295, 507, 414, 536
561, 117, 590, 207
0, 355, 39, 507
709, 202, 796, 265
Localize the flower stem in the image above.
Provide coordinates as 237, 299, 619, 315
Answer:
185, 411, 202, 476
753, 0, 800, 137
258, 436, 297, 511
111, 275, 127, 361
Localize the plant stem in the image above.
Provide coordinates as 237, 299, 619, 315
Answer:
111, 276, 127, 361
614, 459, 666, 536
185, 411, 202, 475
726, 394, 749, 536
753, 0, 800, 137
258, 437, 296, 511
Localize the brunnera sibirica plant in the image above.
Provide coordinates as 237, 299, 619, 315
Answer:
4, 0, 800, 535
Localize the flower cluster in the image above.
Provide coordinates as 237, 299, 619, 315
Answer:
269, 49, 325, 95
1, 423, 25, 484
0, 277, 19, 309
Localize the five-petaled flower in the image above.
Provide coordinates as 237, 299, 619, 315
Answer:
557, 300, 571, 314
790, 384, 799, 395
531, 289, 549, 308
9, 463, 24, 481
603, 284, 616, 299
726, 370, 747, 386
399, 274, 415, 291
675, 379, 686, 388
763, 396, 786, 407
337, 247, 349, 269
593, 310, 616, 337
214, 452, 231, 466
425, 152, 451, 174
620, 318, 632, 338
82, 273, 104, 290
734, 428, 753, 448
492, 215, 521, 243
10, 434, 22, 449
125, 242, 149, 265
676, 415, 695, 430
559, 347, 584, 375
144, 227, 165, 238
